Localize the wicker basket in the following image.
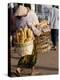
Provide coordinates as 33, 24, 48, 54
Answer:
16, 40, 34, 57
35, 31, 52, 54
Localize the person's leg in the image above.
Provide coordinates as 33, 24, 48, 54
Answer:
16, 57, 24, 76
51, 29, 55, 46
54, 29, 58, 46
56, 29, 58, 42
53, 30, 56, 47
51, 29, 58, 50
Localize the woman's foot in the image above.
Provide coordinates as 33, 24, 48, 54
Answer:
16, 67, 22, 76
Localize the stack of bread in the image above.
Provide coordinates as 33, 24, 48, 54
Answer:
35, 20, 52, 54
16, 26, 34, 57
36, 20, 50, 33
16, 26, 33, 44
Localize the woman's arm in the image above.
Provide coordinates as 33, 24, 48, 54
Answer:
27, 22, 41, 36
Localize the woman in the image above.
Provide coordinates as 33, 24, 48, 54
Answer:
15, 5, 41, 76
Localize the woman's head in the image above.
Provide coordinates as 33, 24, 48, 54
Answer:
15, 5, 28, 17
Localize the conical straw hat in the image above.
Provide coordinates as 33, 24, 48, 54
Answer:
15, 5, 28, 16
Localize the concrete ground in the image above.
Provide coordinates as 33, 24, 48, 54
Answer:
10, 43, 58, 77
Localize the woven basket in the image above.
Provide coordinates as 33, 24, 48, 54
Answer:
16, 40, 34, 57
35, 31, 52, 54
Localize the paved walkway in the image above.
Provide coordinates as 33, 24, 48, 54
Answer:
10, 43, 58, 77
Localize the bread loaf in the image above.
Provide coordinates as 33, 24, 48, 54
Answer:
23, 26, 28, 42
16, 27, 34, 44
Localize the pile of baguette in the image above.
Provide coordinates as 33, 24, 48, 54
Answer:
35, 20, 52, 54
36, 20, 50, 33
16, 26, 34, 44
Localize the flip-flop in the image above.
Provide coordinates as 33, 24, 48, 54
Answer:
15, 68, 23, 76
